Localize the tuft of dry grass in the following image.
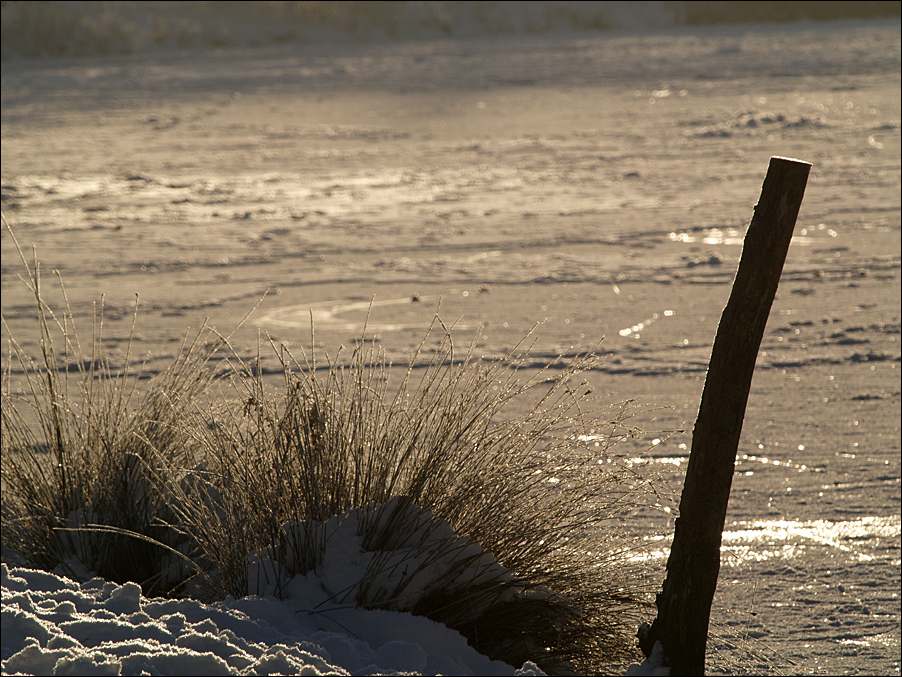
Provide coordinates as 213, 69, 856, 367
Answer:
0, 225, 224, 596
2, 221, 668, 673
161, 320, 664, 673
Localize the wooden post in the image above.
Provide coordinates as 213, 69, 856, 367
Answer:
639, 157, 811, 674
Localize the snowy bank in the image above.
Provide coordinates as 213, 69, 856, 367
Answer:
2, 498, 556, 675
1, 562, 545, 676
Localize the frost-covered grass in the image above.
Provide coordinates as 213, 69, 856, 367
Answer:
1, 224, 668, 675
1, 228, 219, 599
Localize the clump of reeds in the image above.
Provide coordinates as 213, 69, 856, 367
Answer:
155, 317, 664, 673
2, 222, 666, 673
0, 228, 224, 596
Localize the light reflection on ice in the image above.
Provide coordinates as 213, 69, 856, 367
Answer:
737, 453, 819, 472
629, 516, 900, 566
574, 449, 822, 474
720, 516, 900, 565
668, 227, 744, 246
668, 223, 838, 246
618, 309, 674, 338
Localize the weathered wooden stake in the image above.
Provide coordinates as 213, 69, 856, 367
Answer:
639, 157, 811, 675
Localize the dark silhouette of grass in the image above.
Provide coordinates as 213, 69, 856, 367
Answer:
165, 321, 666, 672
0, 225, 226, 596
2, 221, 670, 673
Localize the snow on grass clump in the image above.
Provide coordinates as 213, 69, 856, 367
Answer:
250, 496, 524, 616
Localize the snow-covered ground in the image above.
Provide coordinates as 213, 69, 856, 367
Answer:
2, 566, 545, 676
2, 492, 669, 677
3, 498, 547, 675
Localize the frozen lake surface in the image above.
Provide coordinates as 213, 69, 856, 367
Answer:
2, 9, 899, 675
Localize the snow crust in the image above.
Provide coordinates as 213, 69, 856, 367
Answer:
2, 498, 552, 676
1, 562, 543, 676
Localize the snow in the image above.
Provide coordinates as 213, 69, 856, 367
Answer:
624, 642, 670, 677
2, 501, 549, 676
